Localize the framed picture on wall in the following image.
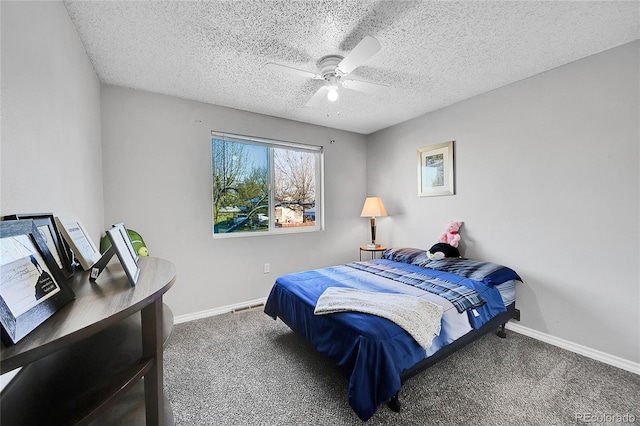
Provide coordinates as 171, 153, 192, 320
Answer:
417, 141, 455, 197
4, 213, 75, 278
0, 220, 75, 345
55, 215, 101, 271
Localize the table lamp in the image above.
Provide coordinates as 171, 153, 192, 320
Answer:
360, 197, 387, 248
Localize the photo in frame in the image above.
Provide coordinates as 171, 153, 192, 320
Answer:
106, 224, 140, 286
0, 220, 75, 345
4, 213, 75, 278
417, 141, 455, 197
55, 215, 101, 271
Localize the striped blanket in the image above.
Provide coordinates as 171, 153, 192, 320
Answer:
347, 261, 486, 313
417, 258, 522, 286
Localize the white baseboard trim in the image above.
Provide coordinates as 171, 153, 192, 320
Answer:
173, 297, 268, 324
506, 322, 639, 375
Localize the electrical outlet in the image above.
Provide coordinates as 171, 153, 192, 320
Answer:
263, 263, 270, 273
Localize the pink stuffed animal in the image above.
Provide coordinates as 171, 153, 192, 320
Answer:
439, 221, 463, 248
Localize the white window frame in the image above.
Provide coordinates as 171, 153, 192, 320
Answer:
211, 131, 324, 238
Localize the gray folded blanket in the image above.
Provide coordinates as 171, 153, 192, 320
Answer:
314, 287, 444, 349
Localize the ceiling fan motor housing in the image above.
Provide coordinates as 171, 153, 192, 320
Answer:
319, 55, 344, 80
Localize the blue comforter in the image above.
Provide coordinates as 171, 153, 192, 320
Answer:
263, 258, 510, 421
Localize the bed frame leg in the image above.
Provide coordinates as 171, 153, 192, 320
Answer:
496, 307, 519, 338
388, 393, 401, 412
496, 323, 507, 338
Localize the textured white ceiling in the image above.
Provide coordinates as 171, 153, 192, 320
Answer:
64, 1, 639, 135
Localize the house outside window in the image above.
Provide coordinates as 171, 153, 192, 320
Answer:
212, 132, 323, 237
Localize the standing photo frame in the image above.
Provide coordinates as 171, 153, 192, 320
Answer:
106, 224, 140, 286
4, 213, 75, 278
417, 141, 455, 197
0, 220, 75, 345
111, 223, 139, 265
55, 215, 101, 271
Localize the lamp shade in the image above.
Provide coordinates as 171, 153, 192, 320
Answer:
360, 197, 387, 218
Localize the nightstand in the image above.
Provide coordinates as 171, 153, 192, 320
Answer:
359, 245, 387, 260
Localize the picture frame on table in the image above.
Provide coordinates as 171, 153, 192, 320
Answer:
106, 223, 140, 286
4, 213, 75, 278
417, 141, 455, 197
111, 223, 139, 265
55, 215, 101, 271
0, 220, 76, 345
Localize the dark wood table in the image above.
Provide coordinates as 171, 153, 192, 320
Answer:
1, 256, 176, 425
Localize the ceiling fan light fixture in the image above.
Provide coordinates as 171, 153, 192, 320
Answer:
327, 86, 339, 102
267, 36, 383, 109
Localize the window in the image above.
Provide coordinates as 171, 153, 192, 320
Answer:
212, 132, 323, 237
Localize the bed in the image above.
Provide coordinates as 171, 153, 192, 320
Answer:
264, 247, 521, 421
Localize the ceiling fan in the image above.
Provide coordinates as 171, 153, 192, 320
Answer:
265, 36, 389, 108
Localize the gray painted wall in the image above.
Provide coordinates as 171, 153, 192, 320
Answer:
366, 41, 639, 363
99, 86, 368, 316
1, 1, 104, 242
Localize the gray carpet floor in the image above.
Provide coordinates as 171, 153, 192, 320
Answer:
164, 309, 639, 425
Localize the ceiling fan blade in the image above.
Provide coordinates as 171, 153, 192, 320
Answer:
265, 63, 322, 79
305, 86, 329, 108
336, 36, 381, 75
341, 78, 389, 95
